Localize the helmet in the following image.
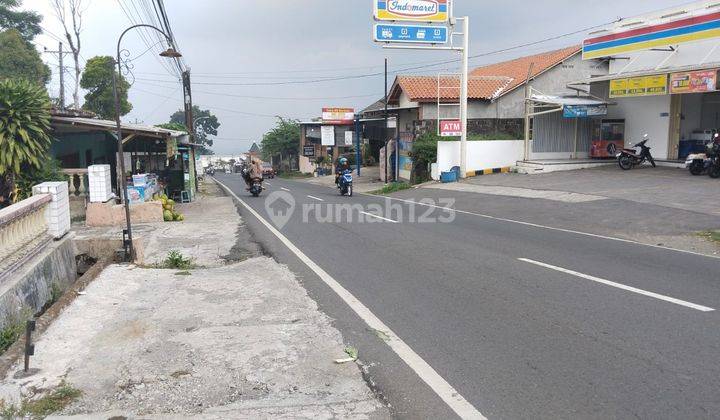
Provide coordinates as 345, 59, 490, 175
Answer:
339, 157, 348, 165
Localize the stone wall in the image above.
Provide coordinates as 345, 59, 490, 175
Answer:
413, 118, 524, 139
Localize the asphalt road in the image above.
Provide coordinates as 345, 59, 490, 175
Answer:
215, 174, 720, 420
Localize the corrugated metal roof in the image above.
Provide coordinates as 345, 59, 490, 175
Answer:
51, 116, 187, 138
530, 94, 609, 106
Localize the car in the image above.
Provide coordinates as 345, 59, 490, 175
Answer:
261, 163, 276, 178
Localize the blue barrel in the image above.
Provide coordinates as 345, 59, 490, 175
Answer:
440, 171, 457, 183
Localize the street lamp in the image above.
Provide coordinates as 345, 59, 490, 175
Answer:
112, 24, 182, 261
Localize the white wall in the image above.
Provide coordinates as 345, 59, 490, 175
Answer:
437, 140, 525, 173
606, 94, 671, 159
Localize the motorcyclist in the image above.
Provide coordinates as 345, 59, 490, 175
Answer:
242, 157, 263, 191
335, 157, 351, 187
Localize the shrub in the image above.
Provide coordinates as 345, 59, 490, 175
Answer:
163, 250, 193, 270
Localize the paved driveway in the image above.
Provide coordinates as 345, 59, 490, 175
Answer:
466, 166, 720, 216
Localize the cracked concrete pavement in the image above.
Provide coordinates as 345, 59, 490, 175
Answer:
0, 178, 389, 419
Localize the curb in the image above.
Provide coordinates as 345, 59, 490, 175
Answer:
466, 167, 511, 178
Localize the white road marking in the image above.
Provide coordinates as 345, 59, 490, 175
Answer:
360, 211, 399, 223
307, 195, 324, 202
264, 182, 272, 187
280, 187, 290, 192
215, 179, 485, 420
518, 258, 715, 312
377, 196, 720, 261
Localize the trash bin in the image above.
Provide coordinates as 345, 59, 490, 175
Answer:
451, 166, 461, 180
440, 171, 458, 183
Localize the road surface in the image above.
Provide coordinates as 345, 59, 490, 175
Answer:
215, 174, 720, 420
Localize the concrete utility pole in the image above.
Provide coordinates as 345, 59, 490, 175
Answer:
44, 42, 71, 109
459, 16, 469, 178
384, 58, 389, 184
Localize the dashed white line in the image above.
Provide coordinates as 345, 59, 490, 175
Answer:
360, 211, 399, 223
307, 195, 324, 202
264, 181, 272, 187
518, 258, 715, 312
215, 179, 485, 420
280, 187, 290, 192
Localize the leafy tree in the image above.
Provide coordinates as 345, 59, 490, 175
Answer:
0, 29, 50, 85
170, 105, 219, 154
0, 0, 41, 41
261, 118, 300, 167
0, 79, 52, 206
80, 56, 132, 119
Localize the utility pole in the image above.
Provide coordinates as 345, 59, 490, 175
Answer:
384, 58, 389, 184
44, 42, 71, 110
459, 16, 469, 178
182, 70, 199, 193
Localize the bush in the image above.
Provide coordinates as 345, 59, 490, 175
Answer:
163, 250, 194, 270
410, 132, 441, 183
13, 158, 67, 201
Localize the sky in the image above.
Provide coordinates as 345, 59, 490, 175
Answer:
27, 0, 696, 154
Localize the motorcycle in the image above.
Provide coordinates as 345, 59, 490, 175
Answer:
617, 134, 656, 170
708, 139, 720, 179
249, 177, 263, 197
338, 169, 353, 197
685, 134, 718, 176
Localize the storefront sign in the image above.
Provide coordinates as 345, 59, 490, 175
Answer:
374, 0, 449, 23
583, 10, 720, 60
321, 126, 335, 146
670, 69, 718, 94
374, 24, 448, 44
609, 75, 667, 98
322, 107, 354, 125
303, 145, 316, 157
563, 104, 608, 118
440, 119, 462, 137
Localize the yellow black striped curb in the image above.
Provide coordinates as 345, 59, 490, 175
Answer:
466, 167, 511, 177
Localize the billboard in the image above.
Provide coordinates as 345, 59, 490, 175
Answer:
563, 105, 608, 118
321, 126, 335, 146
322, 107, 354, 125
609, 75, 668, 98
374, 24, 448, 44
374, 0, 449, 23
583, 10, 720, 59
670, 69, 718, 94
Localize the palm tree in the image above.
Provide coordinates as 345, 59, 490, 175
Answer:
0, 79, 52, 205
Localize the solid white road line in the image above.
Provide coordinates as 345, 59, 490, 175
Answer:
360, 211, 399, 223
215, 179, 485, 420
281, 187, 290, 192
378, 196, 720, 261
518, 258, 715, 312
307, 195, 324, 202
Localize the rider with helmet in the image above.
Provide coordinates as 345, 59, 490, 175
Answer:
335, 157, 350, 187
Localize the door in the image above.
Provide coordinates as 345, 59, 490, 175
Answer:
668, 94, 682, 160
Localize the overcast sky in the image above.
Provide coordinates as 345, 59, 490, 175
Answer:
28, 0, 691, 154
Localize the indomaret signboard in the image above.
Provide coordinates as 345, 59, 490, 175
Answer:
374, 0, 449, 23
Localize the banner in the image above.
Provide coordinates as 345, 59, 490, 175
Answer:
609, 75, 667, 98
374, 0, 449, 23
563, 105, 608, 118
321, 126, 335, 146
670, 69, 718, 94
322, 108, 354, 125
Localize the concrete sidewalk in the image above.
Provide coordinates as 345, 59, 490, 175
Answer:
0, 178, 389, 419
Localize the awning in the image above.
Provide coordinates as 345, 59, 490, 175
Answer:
529, 94, 609, 106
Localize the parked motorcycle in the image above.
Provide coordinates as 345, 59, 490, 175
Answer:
249, 177, 263, 197
685, 134, 718, 176
338, 169, 353, 197
708, 139, 720, 179
617, 134, 656, 170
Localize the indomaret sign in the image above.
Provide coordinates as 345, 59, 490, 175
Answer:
374, 0, 449, 23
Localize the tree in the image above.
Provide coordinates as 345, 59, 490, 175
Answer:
80, 56, 132, 119
409, 132, 441, 183
260, 118, 300, 170
0, 79, 52, 206
50, 0, 84, 109
0, 0, 41, 42
170, 106, 219, 154
0, 29, 50, 85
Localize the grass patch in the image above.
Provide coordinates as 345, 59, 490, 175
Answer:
1, 382, 82, 418
0, 321, 24, 355
277, 171, 313, 179
174, 271, 192, 276
162, 250, 194, 270
698, 230, 720, 244
369, 182, 412, 195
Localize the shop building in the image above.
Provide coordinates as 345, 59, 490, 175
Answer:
579, 1, 720, 161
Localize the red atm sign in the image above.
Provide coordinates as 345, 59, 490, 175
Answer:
440, 120, 462, 137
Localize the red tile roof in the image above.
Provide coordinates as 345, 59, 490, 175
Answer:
390, 45, 581, 103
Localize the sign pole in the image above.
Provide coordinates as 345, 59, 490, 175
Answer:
355, 116, 361, 176
459, 16, 469, 178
